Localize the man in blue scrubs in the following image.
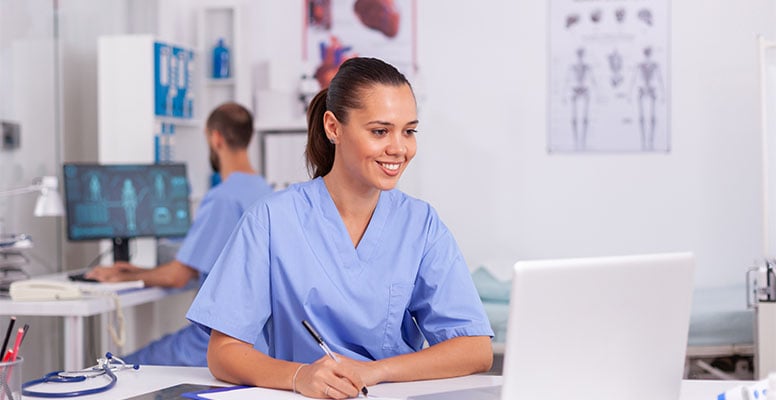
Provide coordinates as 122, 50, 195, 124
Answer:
86, 102, 273, 366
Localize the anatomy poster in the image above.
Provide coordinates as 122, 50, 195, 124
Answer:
304, 0, 416, 88
547, 0, 670, 153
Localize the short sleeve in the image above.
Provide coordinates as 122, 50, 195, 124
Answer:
176, 192, 241, 274
186, 205, 272, 345
408, 211, 494, 345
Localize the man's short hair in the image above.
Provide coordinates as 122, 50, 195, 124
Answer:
205, 102, 254, 149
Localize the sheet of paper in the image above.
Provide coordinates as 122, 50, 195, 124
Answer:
197, 387, 301, 400
76, 280, 144, 292
198, 386, 402, 400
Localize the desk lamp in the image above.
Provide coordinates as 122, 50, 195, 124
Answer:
0, 176, 64, 217
0, 176, 64, 289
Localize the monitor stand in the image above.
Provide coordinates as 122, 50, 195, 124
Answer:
112, 237, 130, 262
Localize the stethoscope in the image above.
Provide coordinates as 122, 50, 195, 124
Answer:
22, 352, 139, 398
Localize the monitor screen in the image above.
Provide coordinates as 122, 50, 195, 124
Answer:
62, 163, 191, 244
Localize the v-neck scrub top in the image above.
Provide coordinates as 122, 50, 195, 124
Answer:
187, 177, 493, 363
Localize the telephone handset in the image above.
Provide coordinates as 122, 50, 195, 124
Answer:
9, 279, 83, 301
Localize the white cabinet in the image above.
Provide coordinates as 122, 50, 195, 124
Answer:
97, 35, 197, 161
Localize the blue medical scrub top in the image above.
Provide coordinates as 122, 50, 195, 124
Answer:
187, 177, 493, 363
124, 172, 273, 366
177, 172, 273, 282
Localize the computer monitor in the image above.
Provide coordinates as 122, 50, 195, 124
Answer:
62, 163, 191, 262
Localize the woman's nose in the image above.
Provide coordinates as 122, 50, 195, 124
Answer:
386, 133, 407, 155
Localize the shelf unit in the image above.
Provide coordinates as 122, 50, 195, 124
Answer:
195, 4, 250, 114
188, 3, 258, 194
205, 78, 236, 87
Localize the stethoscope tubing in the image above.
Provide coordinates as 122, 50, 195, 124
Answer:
21, 365, 116, 398
21, 353, 135, 398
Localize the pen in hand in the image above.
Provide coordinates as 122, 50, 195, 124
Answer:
301, 320, 369, 397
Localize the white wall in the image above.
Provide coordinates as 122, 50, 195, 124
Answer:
245, 0, 775, 291
409, 0, 772, 289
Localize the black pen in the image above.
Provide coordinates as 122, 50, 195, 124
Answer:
1, 317, 15, 355
0, 317, 16, 400
302, 320, 369, 397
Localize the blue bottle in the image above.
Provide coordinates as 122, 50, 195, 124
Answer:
212, 38, 230, 79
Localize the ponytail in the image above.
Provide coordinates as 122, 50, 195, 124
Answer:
305, 89, 335, 178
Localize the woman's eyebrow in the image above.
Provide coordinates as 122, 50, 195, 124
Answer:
365, 119, 419, 126
366, 120, 394, 126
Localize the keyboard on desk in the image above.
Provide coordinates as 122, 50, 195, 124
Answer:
67, 272, 99, 283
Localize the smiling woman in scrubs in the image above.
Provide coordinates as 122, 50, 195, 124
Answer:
187, 57, 493, 399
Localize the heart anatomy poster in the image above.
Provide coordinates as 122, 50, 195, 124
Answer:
304, 0, 416, 88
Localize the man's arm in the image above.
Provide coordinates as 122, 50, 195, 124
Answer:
85, 259, 198, 288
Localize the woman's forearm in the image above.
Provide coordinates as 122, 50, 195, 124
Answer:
207, 330, 302, 390
370, 336, 493, 384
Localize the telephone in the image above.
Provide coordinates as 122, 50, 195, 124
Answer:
9, 279, 83, 301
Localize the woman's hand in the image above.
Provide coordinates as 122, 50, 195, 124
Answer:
295, 356, 366, 399
334, 356, 383, 387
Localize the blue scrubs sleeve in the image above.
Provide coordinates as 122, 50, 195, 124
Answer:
410, 215, 494, 345
186, 205, 271, 345
176, 194, 241, 275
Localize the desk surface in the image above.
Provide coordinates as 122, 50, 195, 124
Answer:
0, 286, 176, 316
0, 274, 194, 317
19, 365, 748, 400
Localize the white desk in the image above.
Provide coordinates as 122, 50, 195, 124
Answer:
0, 284, 194, 371
16, 365, 751, 400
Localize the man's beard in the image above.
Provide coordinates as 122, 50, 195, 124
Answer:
209, 148, 220, 173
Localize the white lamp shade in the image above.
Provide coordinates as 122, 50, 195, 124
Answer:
33, 177, 65, 217
34, 190, 64, 217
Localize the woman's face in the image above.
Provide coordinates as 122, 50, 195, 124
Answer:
326, 83, 418, 192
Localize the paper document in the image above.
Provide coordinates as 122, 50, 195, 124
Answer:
196, 386, 401, 400
195, 387, 300, 399
76, 280, 144, 293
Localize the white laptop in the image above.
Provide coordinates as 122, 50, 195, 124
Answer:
409, 252, 695, 400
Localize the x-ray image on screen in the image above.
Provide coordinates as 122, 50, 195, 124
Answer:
63, 163, 191, 245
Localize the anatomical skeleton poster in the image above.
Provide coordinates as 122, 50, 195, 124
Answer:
547, 0, 670, 153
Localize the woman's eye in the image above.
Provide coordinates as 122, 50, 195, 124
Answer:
372, 129, 388, 136
405, 129, 418, 135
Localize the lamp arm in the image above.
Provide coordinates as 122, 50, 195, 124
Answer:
0, 185, 41, 198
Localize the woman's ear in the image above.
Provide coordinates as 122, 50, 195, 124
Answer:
323, 110, 340, 144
